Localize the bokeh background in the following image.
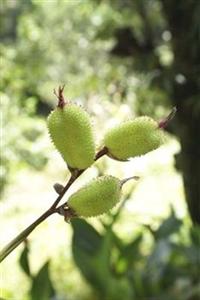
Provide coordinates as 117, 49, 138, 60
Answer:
1, 1, 200, 300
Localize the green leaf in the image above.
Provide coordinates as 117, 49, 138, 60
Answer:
154, 209, 182, 240
19, 242, 31, 277
71, 219, 113, 294
30, 261, 55, 300
190, 225, 200, 246
71, 219, 132, 300
145, 239, 172, 289
71, 219, 106, 290
71, 218, 102, 256
121, 233, 143, 264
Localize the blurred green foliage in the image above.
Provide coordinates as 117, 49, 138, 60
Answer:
18, 208, 200, 300
19, 242, 55, 300
0, 0, 173, 193
0, 91, 47, 193
1, 0, 200, 300
71, 211, 200, 300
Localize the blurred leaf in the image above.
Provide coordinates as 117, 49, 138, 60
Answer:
19, 241, 31, 277
144, 239, 173, 294
154, 209, 182, 240
71, 219, 133, 300
71, 218, 102, 256
107, 277, 132, 300
190, 225, 200, 246
71, 218, 101, 285
121, 234, 143, 263
30, 261, 55, 300
71, 218, 111, 293
116, 233, 143, 275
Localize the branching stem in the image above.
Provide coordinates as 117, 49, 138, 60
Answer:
0, 148, 107, 263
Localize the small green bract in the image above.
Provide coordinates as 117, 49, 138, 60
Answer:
104, 116, 165, 160
67, 176, 121, 217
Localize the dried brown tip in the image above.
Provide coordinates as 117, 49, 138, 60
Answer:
54, 85, 66, 109
158, 107, 177, 129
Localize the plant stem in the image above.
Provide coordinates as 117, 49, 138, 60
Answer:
158, 107, 177, 128
50, 171, 81, 210
0, 148, 107, 263
0, 208, 54, 262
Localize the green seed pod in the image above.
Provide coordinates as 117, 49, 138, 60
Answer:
104, 116, 165, 160
47, 87, 95, 170
67, 176, 122, 218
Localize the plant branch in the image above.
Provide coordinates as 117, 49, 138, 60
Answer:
50, 171, 81, 210
51, 146, 108, 210
0, 208, 54, 262
0, 148, 107, 263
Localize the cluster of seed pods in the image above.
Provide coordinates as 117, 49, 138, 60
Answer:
48, 87, 173, 218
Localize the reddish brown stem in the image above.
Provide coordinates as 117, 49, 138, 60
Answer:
95, 146, 108, 160
159, 107, 177, 129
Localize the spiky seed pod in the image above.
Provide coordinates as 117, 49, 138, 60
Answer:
67, 176, 122, 218
47, 88, 95, 170
104, 116, 165, 160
